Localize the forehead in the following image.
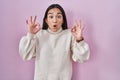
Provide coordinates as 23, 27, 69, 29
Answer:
48, 8, 62, 14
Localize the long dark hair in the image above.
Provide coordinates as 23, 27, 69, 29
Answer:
42, 4, 68, 30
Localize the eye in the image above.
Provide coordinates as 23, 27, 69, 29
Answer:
49, 16, 53, 19
57, 15, 62, 19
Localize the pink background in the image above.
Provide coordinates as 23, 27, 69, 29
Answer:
0, 0, 120, 80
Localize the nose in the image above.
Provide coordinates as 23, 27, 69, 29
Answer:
53, 17, 57, 23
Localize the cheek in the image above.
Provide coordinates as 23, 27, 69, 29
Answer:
46, 20, 52, 25
59, 19, 63, 24
61, 18, 63, 24
60, 20, 63, 25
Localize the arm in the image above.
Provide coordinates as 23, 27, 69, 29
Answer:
71, 20, 90, 63
19, 16, 41, 60
71, 36, 90, 63
19, 33, 39, 60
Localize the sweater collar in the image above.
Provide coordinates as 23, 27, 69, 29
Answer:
47, 27, 62, 34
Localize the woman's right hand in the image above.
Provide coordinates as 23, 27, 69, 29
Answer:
26, 16, 41, 34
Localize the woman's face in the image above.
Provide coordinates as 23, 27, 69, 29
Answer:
45, 8, 63, 32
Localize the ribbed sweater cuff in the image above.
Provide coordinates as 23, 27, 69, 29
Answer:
27, 33, 35, 39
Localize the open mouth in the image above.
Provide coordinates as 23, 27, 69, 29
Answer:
53, 25, 57, 28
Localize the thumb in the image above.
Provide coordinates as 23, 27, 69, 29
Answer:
36, 23, 41, 32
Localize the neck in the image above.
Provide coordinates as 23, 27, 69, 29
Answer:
47, 27, 62, 34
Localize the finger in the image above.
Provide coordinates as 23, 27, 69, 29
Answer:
71, 28, 75, 34
78, 20, 83, 28
35, 23, 41, 32
75, 20, 79, 27
34, 16, 37, 23
73, 20, 77, 27
37, 25, 41, 32
26, 20, 28, 24
71, 27, 76, 32
74, 20, 80, 30
81, 20, 84, 30
37, 23, 41, 28
30, 16, 32, 23
78, 20, 82, 28
76, 20, 80, 27
71, 27, 74, 32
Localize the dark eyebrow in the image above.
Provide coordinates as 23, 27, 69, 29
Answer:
57, 12, 62, 14
48, 13, 53, 15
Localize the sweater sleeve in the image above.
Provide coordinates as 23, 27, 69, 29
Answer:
71, 35, 90, 63
19, 32, 39, 61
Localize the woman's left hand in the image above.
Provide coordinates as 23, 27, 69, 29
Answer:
71, 20, 84, 41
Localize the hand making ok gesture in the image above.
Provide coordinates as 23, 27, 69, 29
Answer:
71, 20, 84, 42
26, 16, 41, 34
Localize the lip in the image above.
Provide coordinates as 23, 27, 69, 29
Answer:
53, 25, 57, 28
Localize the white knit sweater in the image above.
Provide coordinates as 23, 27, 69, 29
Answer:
19, 28, 90, 80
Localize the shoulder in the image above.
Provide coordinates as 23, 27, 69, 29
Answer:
62, 29, 71, 34
61, 29, 72, 38
36, 29, 47, 37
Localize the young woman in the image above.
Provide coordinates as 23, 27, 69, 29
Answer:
19, 4, 90, 80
